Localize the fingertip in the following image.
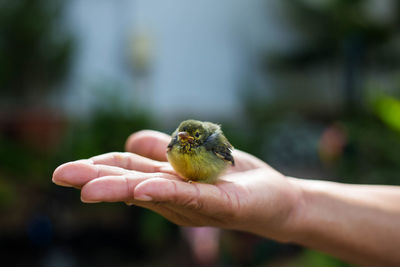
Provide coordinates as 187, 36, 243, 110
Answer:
80, 196, 101, 204
125, 130, 153, 151
52, 162, 76, 187
52, 164, 65, 185
52, 160, 94, 187
134, 178, 177, 202
80, 180, 101, 203
133, 194, 153, 202
81, 176, 128, 203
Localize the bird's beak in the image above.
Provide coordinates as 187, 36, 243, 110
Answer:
178, 131, 194, 142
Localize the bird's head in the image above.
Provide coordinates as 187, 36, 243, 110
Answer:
175, 120, 217, 147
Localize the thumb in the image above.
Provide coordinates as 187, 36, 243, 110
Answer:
125, 130, 170, 161
133, 178, 237, 218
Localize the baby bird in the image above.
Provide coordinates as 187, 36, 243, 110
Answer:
167, 119, 234, 184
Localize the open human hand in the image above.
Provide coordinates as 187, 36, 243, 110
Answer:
52, 130, 302, 242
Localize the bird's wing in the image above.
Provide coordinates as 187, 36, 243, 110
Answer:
167, 131, 178, 152
204, 132, 235, 166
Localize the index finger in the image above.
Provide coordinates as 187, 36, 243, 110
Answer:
125, 130, 170, 161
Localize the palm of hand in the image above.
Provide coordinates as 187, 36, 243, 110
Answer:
53, 130, 299, 239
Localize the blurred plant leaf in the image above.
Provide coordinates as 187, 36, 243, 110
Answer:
373, 95, 400, 133
297, 249, 355, 267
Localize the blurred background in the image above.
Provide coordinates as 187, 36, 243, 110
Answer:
1, 0, 400, 266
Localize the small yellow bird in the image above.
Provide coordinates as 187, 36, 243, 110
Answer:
167, 119, 234, 184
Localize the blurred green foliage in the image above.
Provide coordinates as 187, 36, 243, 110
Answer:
297, 249, 355, 267
0, 0, 74, 102
338, 109, 400, 185
374, 95, 400, 133
271, 0, 400, 68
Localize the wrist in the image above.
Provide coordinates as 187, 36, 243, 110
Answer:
235, 173, 306, 243
274, 176, 308, 243
281, 177, 310, 243
283, 178, 344, 245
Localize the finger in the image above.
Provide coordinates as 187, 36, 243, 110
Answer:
90, 152, 174, 173
125, 130, 170, 161
132, 178, 238, 219
53, 160, 140, 188
80, 173, 180, 203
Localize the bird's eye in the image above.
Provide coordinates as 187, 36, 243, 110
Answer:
195, 132, 200, 138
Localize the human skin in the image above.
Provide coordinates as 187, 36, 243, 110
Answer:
52, 130, 400, 267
